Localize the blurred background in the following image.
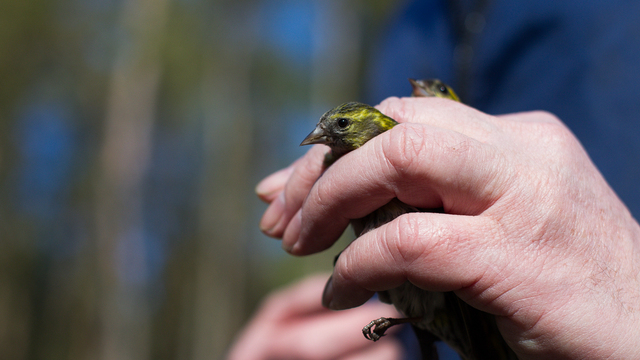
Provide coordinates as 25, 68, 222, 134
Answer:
0, 0, 400, 359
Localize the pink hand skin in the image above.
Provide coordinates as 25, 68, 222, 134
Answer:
227, 274, 403, 360
258, 97, 640, 359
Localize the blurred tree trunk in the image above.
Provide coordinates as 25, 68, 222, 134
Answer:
188, 4, 256, 360
309, 0, 363, 117
92, 0, 169, 359
0, 2, 56, 359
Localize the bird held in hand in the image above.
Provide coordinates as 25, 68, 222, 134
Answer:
300, 79, 517, 360
409, 78, 460, 101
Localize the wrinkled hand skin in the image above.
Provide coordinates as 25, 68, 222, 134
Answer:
257, 97, 640, 359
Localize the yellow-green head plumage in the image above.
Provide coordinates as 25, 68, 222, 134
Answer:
300, 102, 397, 160
301, 80, 459, 164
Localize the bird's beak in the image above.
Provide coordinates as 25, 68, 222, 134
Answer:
409, 78, 430, 97
300, 125, 329, 146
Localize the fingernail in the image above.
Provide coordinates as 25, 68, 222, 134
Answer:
259, 192, 285, 235
281, 241, 293, 253
322, 276, 334, 308
282, 211, 302, 254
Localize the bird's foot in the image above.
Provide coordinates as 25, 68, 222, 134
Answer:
362, 316, 422, 341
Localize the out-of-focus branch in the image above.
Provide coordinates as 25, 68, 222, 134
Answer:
92, 0, 169, 359
190, 5, 257, 360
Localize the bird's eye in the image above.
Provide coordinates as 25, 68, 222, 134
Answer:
439, 86, 449, 94
337, 118, 349, 128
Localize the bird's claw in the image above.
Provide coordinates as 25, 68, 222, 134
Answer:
362, 317, 393, 341
362, 316, 423, 342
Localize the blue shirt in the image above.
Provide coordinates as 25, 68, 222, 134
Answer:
365, 0, 640, 218
364, 1, 640, 359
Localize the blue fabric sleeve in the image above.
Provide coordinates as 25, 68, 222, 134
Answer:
365, 0, 640, 218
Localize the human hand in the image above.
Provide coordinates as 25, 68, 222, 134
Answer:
257, 97, 640, 359
227, 274, 404, 360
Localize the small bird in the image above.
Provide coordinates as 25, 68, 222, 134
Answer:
300, 80, 517, 360
409, 78, 460, 101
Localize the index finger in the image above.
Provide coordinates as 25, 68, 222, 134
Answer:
259, 144, 328, 238
377, 96, 497, 141
283, 107, 503, 255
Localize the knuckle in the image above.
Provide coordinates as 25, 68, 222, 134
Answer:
383, 124, 428, 176
382, 124, 474, 182
389, 214, 464, 268
533, 117, 581, 159
333, 250, 358, 287
309, 180, 331, 211
531, 110, 562, 125
384, 214, 428, 268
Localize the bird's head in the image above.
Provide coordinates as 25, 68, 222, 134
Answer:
409, 78, 460, 102
300, 102, 398, 159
